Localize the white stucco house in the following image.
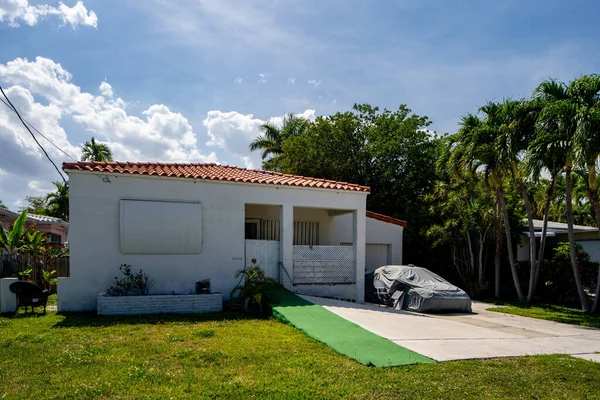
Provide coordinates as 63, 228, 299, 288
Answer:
517, 219, 600, 262
58, 161, 404, 312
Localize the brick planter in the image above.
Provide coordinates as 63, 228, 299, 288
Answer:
97, 293, 222, 316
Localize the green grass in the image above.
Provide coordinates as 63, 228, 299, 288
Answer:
487, 302, 600, 328
1, 311, 599, 399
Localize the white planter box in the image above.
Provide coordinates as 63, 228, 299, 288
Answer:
97, 293, 222, 316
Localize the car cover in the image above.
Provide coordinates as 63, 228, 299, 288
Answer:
374, 265, 472, 313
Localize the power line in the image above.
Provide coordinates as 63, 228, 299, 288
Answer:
0, 85, 67, 185
0, 97, 78, 162
0, 94, 111, 183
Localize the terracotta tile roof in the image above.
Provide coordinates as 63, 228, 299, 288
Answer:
366, 211, 407, 227
62, 162, 371, 193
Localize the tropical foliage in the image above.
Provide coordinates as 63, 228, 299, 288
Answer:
81, 137, 114, 162
231, 266, 278, 312
46, 181, 69, 221
249, 114, 308, 171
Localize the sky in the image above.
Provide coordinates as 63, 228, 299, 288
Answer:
0, 0, 599, 209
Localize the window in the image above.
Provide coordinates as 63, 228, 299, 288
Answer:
48, 233, 62, 244
245, 220, 259, 240
120, 200, 202, 254
293, 221, 319, 245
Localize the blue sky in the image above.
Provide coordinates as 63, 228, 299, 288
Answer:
0, 0, 599, 209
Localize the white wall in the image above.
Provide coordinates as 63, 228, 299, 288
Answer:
576, 240, 600, 263
333, 213, 403, 266
59, 172, 367, 311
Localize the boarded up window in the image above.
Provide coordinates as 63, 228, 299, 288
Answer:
294, 221, 319, 245
120, 200, 202, 254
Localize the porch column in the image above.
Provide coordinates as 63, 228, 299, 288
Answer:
353, 209, 366, 303
280, 204, 294, 287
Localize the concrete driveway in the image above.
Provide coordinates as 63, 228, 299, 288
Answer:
301, 295, 600, 362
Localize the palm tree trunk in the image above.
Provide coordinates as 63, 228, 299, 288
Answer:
586, 164, 600, 313
478, 231, 486, 286
494, 203, 502, 299
497, 187, 525, 303
533, 176, 555, 295
565, 165, 590, 312
518, 178, 537, 304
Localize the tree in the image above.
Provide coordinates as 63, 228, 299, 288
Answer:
494, 99, 540, 303
534, 79, 590, 312
0, 200, 6, 209
249, 114, 308, 170
21, 196, 48, 215
277, 104, 438, 265
81, 137, 113, 162
568, 74, 600, 313
46, 181, 69, 221
427, 141, 496, 295
456, 106, 525, 302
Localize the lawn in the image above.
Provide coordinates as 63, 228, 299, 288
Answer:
1, 311, 599, 399
487, 302, 600, 329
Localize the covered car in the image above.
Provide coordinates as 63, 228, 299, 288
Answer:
373, 265, 472, 313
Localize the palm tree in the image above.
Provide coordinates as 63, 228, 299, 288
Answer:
568, 74, 600, 313
535, 79, 590, 312
81, 137, 113, 162
249, 114, 307, 170
494, 99, 540, 303
457, 108, 525, 302
526, 130, 567, 298
46, 181, 69, 222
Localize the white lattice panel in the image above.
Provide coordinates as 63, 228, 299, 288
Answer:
292, 245, 355, 284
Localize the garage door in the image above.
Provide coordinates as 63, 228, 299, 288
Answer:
366, 244, 389, 272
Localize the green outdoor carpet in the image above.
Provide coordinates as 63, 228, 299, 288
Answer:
269, 287, 435, 367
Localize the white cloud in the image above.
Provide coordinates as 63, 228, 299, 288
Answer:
308, 80, 321, 87
99, 81, 113, 97
204, 109, 316, 169
234, 76, 243, 84
258, 73, 267, 84
0, 56, 217, 208
288, 77, 296, 84
0, 0, 97, 28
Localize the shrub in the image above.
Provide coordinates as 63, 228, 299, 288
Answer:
106, 264, 155, 296
538, 242, 597, 306
230, 265, 277, 312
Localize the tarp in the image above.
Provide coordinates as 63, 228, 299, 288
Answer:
374, 265, 472, 313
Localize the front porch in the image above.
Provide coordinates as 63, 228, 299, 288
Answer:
244, 204, 366, 302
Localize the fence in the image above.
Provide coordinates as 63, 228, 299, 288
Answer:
1, 254, 70, 282
292, 245, 355, 284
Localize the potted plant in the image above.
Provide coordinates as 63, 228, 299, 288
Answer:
230, 265, 277, 314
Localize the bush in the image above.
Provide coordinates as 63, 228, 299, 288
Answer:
230, 265, 277, 313
538, 242, 597, 306
106, 264, 155, 296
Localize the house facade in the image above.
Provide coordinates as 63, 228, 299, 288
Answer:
58, 161, 396, 312
517, 219, 600, 263
0, 208, 69, 253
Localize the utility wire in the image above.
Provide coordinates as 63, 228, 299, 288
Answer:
0, 94, 112, 183
0, 97, 78, 162
0, 85, 67, 185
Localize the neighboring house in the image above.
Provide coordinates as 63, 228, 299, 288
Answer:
0, 208, 69, 254
517, 219, 600, 263
59, 161, 406, 312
